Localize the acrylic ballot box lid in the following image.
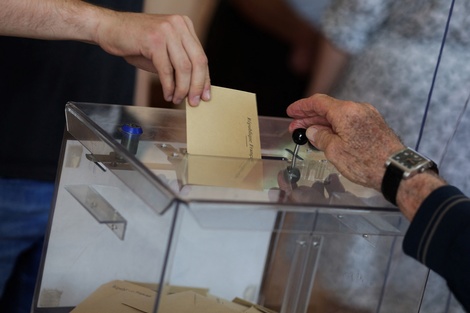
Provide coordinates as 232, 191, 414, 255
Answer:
33, 102, 462, 313
62, 102, 393, 212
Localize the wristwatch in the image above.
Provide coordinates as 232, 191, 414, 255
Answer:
381, 147, 438, 205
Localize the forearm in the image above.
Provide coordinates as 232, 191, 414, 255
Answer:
0, 0, 106, 43
396, 171, 447, 221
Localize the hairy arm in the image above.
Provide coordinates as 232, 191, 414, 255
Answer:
0, 0, 211, 106
0, 0, 101, 42
396, 172, 446, 220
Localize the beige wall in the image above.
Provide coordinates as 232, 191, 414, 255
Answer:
134, 0, 217, 107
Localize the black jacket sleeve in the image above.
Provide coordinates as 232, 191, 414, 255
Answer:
403, 185, 470, 311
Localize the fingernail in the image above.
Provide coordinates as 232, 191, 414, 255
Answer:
166, 95, 173, 102
191, 95, 201, 106
203, 89, 211, 101
306, 127, 317, 142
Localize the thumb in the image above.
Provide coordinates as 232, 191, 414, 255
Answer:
306, 126, 334, 151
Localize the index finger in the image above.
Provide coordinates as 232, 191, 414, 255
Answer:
287, 94, 340, 132
179, 16, 210, 106
288, 117, 329, 133
286, 94, 336, 118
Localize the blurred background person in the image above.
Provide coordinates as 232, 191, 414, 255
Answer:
308, 0, 470, 194
205, 0, 330, 117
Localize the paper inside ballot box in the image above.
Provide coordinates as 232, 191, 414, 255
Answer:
70, 280, 155, 313
71, 280, 272, 313
184, 154, 264, 190
185, 86, 261, 160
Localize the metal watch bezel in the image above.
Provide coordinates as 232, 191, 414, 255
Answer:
385, 148, 434, 179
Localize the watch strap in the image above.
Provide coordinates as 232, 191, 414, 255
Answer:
381, 163, 404, 206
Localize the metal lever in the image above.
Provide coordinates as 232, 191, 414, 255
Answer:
285, 128, 308, 183
291, 128, 308, 169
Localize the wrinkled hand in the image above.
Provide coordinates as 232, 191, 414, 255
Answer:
287, 94, 404, 191
95, 11, 211, 106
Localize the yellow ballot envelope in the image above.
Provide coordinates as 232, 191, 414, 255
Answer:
186, 86, 261, 159
184, 86, 263, 190
71, 280, 271, 313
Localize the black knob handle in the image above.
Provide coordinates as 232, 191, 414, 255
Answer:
292, 128, 308, 145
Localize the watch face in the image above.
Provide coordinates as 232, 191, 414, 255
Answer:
392, 149, 428, 170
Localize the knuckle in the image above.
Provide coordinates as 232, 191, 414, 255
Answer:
157, 21, 173, 35
177, 59, 192, 73
158, 64, 174, 76
146, 31, 166, 48
194, 54, 209, 68
167, 14, 188, 27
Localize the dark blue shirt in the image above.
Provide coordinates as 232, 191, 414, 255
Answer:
0, 0, 143, 181
404, 185, 470, 311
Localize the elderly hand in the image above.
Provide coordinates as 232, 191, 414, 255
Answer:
95, 12, 210, 106
287, 94, 404, 191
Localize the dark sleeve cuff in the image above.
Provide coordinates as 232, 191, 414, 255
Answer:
403, 185, 470, 310
403, 185, 469, 269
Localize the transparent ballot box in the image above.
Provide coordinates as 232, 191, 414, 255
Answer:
33, 102, 463, 313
